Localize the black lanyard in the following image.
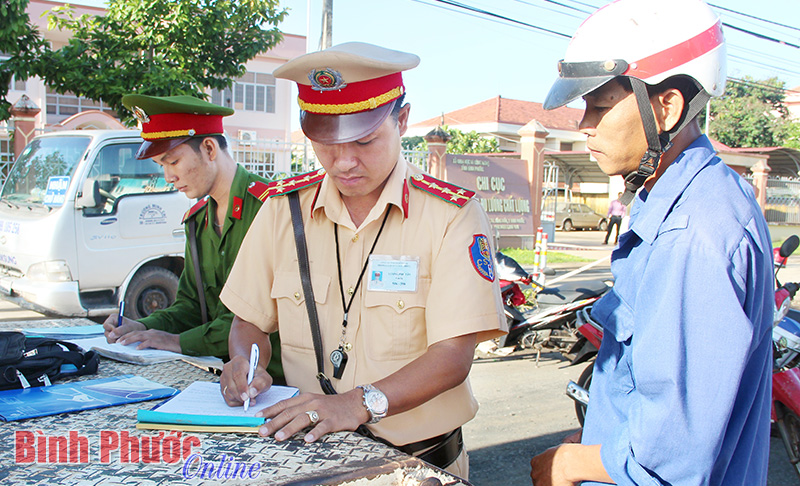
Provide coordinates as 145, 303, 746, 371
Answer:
334, 208, 391, 328
330, 208, 391, 378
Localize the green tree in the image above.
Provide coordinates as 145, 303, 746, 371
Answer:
0, 0, 46, 121
778, 119, 800, 150
35, 0, 286, 123
704, 76, 794, 148
401, 135, 424, 151
402, 127, 500, 154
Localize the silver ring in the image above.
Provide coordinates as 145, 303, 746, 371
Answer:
223, 385, 228, 395
305, 410, 320, 424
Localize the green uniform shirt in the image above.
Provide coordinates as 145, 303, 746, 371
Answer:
140, 165, 282, 380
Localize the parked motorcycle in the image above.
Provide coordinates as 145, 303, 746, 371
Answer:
566, 235, 800, 479
771, 235, 800, 479
494, 251, 611, 353
566, 306, 601, 426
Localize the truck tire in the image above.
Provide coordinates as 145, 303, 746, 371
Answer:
124, 266, 179, 319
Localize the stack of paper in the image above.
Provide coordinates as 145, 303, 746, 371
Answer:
68, 336, 224, 371
137, 381, 299, 433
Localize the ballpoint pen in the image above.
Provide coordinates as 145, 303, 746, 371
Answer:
244, 343, 259, 413
118, 302, 125, 328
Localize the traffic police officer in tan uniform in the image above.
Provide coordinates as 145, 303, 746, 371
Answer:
219, 42, 505, 477
103, 95, 282, 382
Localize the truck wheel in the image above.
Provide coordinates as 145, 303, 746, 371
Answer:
575, 363, 593, 427
124, 267, 179, 319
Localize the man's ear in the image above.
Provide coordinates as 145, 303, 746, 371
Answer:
653, 88, 685, 133
202, 137, 218, 161
397, 103, 411, 137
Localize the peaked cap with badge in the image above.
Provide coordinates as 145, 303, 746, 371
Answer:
273, 42, 420, 144
121, 94, 234, 160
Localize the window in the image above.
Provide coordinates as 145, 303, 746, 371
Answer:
0, 55, 25, 91
83, 143, 175, 216
560, 142, 574, 152
45, 87, 116, 117
211, 72, 276, 113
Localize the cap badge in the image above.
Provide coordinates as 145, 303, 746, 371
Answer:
309, 68, 347, 92
131, 106, 150, 124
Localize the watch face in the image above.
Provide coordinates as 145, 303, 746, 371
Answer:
366, 390, 388, 415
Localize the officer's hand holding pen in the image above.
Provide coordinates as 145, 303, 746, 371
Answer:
220, 352, 273, 408
102, 311, 146, 343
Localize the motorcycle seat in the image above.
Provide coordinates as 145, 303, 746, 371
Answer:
537, 279, 610, 305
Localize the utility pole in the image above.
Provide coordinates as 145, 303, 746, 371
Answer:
319, 0, 333, 50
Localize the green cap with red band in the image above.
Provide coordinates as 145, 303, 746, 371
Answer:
121, 94, 234, 160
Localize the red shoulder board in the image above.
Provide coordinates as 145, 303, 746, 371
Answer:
265, 169, 326, 199
182, 196, 209, 223
408, 173, 475, 208
247, 180, 271, 202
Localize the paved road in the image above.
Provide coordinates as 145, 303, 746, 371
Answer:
469, 229, 798, 485
1, 228, 798, 484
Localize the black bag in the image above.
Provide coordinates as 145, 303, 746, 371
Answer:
0, 331, 100, 390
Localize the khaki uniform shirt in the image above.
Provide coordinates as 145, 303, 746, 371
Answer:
221, 158, 505, 446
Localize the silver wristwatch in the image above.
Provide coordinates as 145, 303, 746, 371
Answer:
357, 384, 388, 424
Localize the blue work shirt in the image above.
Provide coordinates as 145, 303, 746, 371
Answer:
582, 135, 774, 486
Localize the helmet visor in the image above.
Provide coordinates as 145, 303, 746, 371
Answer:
301, 99, 397, 144
543, 75, 615, 110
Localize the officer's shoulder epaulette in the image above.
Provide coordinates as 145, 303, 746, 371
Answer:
182, 196, 209, 223
408, 173, 475, 208
246, 180, 271, 202
263, 169, 326, 199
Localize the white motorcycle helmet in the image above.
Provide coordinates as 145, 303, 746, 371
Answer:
544, 0, 727, 204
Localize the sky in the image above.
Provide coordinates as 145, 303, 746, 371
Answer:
69, 0, 800, 128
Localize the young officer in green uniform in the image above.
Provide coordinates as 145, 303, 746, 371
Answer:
102, 94, 282, 381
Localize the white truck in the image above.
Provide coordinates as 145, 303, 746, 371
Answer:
0, 130, 192, 319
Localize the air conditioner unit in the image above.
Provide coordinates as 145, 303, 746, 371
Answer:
238, 130, 257, 146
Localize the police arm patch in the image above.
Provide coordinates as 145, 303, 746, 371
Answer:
469, 234, 495, 282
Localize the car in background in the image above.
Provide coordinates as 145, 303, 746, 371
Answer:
555, 202, 608, 231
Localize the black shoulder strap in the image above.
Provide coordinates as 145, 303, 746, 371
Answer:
288, 191, 336, 395
186, 219, 208, 324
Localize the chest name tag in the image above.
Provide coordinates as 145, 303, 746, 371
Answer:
367, 256, 419, 293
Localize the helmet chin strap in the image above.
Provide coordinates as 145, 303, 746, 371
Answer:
618, 78, 710, 206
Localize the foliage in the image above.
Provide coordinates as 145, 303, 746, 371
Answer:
0, 0, 47, 121
401, 135, 424, 151
778, 120, 800, 150
34, 0, 287, 124
499, 248, 591, 265
402, 126, 501, 154
702, 76, 794, 148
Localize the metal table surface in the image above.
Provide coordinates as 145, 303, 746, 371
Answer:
0, 319, 468, 485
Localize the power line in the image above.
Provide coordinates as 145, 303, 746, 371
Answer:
728, 76, 800, 95
709, 3, 800, 33
409, 0, 559, 34
728, 54, 800, 79
511, 0, 586, 20
409, 0, 800, 84
727, 51, 800, 78
430, 0, 571, 38
723, 22, 800, 49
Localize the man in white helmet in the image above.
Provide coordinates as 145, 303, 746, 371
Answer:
530, 1, 773, 485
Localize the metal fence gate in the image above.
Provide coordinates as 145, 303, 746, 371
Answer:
228, 137, 429, 180
0, 126, 13, 187
743, 175, 800, 225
